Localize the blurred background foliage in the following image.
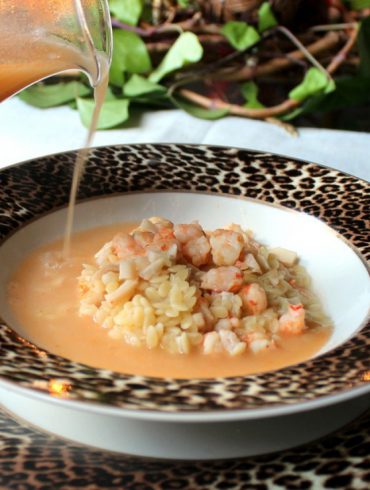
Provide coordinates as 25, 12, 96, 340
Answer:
21, 0, 370, 132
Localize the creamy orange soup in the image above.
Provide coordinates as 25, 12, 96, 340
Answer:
7, 224, 331, 379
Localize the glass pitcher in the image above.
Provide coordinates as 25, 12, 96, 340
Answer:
0, 0, 112, 102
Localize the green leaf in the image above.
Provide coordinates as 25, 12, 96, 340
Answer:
123, 74, 166, 97
348, 0, 370, 9
149, 32, 203, 83
283, 75, 370, 120
358, 17, 370, 78
221, 21, 260, 51
109, 0, 143, 26
241, 81, 264, 108
77, 97, 130, 129
258, 2, 278, 32
109, 29, 152, 86
132, 95, 171, 108
110, 63, 125, 87
19, 81, 90, 108
177, 0, 190, 6
289, 67, 335, 102
171, 95, 229, 120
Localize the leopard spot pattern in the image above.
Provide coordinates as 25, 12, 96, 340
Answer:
0, 408, 369, 489
0, 144, 368, 412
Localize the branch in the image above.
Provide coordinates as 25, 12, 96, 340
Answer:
265, 117, 298, 136
326, 26, 359, 74
111, 12, 202, 37
310, 22, 357, 32
215, 31, 341, 81
276, 26, 331, 79
178, 88, 300, 119
146, 34, 226, 53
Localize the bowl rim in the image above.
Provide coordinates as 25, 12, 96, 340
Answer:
0, 143, 369, 415
1, 141, 369, 185
1, 376, 370, 422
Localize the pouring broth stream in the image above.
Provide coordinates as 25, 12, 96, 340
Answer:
63, 61, 109, 256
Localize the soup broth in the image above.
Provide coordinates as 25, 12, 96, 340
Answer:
7, 223, 331, 379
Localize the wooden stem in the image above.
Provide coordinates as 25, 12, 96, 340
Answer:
215, 31, 341, 81
178, 88, 300, 119
326, 26, 359, 74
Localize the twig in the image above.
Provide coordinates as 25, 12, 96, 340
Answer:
146, 41, 174, 52
178, 88, 300, 119
111, 12, 202, 37
111, 19, 157, 36
326, 25, 359, 74
215, 31, 341, 81
191, 23, 223, 35
310, 22, 357, 32
265, 117, 299, 136
196, 33, 228, 44
276, 26, 332, 79
146, 33, 226, 53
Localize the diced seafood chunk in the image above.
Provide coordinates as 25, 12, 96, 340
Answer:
112, 233, 143, 259
201, 266, 243, 293
279, 304, 305, 334
203, 331, 223, 354
236, 253, 262, 274
174, 223, 211, 267
219, 330, 246, 356
209, 229, 244, 266
239, 283, 267, 315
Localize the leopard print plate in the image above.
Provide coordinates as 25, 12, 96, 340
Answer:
0, 407, 369, 489
0, 144, 369, 413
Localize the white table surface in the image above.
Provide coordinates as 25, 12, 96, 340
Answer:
0, 97, 369, 181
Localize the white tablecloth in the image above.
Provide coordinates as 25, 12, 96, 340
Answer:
0, 98, 369, 181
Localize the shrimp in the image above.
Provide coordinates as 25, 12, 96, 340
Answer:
209, 229, 244, 266
113, 218, 179, 264
174, 223, 211, 267
201, 266, 243, 293
112, 233, 144, 259
131, 225, 178, 260
149, 226, 178, 257
239, 283, 267, 315
279, 304, 305, 334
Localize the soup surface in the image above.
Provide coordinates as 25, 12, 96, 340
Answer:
7, 223, 331, 379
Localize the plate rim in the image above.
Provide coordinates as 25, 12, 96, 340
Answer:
0, 142, 369, 415
1, 377, 369, 422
